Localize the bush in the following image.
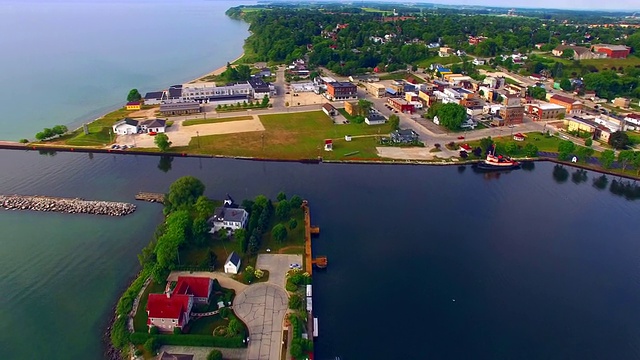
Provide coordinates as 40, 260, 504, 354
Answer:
219, 307, 231, 319
288, 218, 298, 229
130, 332, 246, 348
585, 138, 593, 147
207, 349, 223, 360
19, 138, 29, 143
285, 282, 298, 292
110, 316, 129, 350
173, 327, 182, 335
134, 349, 143, 357
288, 293, 304, 310
144, 337, 159, 354
243, 266, 256, 283
434, 143, 441, 149
149, 326, 159, 335
254, 269, 264, 279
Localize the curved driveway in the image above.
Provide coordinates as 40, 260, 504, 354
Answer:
233, 283, 288, 360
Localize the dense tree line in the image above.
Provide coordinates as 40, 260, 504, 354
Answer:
227, 5, 635, 76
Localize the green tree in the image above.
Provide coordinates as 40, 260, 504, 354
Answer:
559, 78, 573, 91
632, 152, 640, 175
388, 114, 400, 130
557, 140, 576, 161
165, 176, 206, 214
272, 223, 288, 242
585, 138, 593, 147
234, 228, 246, 243
195, 196, 214, 217
207, 349, 223, 360
480, 137, 494, 153
288, 218, 298, 229
289, 195, 303, 209
425, 102, 442, 119
52, 125, 68, 135
154, 133, 171, 152
575, 146, 594, 163
561, 49, 574, 59
192, 216, 210, 246
357, 99, 373, 116
618, 150, 635, 171
261, 95, 270, 107
608, 131, 630, 150
436, 103, 466, 130
527, 86, 546, 100
600, 149, 616, 168
276, 200, 291, 219
277, 191, 287, 201
504, 142, 518, 155
35, 132, 46, 141
127, 89, 142, 102
523, 143, 539, 157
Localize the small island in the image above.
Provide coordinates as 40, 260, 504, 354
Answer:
110, 176, 315, 360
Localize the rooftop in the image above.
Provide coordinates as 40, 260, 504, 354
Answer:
551, 94, 581, 105
160, 102, 200, 111
226, 251, 241, 266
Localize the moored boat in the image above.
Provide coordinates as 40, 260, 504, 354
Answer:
474, 145, 520, 171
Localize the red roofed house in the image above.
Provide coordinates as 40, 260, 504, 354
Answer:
146, 276, 213, 333
126, 101, 142, 110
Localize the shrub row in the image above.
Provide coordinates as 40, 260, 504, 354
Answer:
129, 332, 245, 348
110, 269, 150, 350
172, 265, 214, 272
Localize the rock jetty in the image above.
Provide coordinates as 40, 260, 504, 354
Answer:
0, 195, 136, 216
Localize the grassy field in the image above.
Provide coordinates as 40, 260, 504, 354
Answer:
378, 71, 425, 83
463, 133, 566, 157
534, 53, 640, 72
261, 207, 305, 253
172, 111, 392, 160
133, 281, 166, 332
416, 55, 471, 68
183, 116, 253, 127
62, 108, 135, 146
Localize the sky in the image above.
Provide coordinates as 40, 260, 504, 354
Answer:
335, 0, 638, 12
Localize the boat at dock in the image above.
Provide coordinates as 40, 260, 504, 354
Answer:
474, 145, 520, 171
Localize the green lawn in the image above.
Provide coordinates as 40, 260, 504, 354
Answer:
261, 207, 305, 253
626, 131, 640, 146
133, 281, 167, 332
172, 110, 392, 160
183, 116, 253, 127
463, 133, 567, 157
533, 53, 640, 72
62, 108, 141, 146
188, 314, 228, 336
416, 55, 471, 68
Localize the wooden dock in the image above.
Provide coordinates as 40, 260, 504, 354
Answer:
302, 200, 326, 275
134, 192, 165, 204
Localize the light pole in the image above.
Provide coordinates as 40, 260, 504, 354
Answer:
196, 131, 200, 148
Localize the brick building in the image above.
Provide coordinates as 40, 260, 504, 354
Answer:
591, 44, 631, 59
326, 82, 357, 101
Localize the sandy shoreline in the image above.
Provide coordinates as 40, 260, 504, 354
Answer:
191, 52, 245, 82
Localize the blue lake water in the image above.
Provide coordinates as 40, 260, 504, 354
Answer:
0, 0, 250, 141
1, 150, 640, 359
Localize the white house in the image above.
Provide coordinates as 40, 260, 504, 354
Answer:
208, 207, 248, 233
365, 113, 387, 125
112, 118, 139, 135
224, 252, 241, 274
139, 119, 167, 133
472, 58, 485, 66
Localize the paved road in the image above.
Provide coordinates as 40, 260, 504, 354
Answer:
234, 283, 288, 360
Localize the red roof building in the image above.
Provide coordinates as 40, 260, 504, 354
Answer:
145, 276, 213, 333
591, 44, 631, 59
147, 293, 193, 332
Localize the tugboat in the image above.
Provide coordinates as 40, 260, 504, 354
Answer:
474, 145, 520, 171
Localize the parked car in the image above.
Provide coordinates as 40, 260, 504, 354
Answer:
289, 263, 301, 269
457, 136, 465, 140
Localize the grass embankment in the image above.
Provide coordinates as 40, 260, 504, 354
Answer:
183, 116, 253, 127
172, 111, 392, 160
133, 281, 166, 332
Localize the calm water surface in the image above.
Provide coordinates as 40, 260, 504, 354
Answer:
0, 150, 639, 359
0, 0, 249, 140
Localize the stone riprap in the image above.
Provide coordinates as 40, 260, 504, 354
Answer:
0, 195, 136, 216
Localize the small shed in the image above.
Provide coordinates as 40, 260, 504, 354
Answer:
224, 251, 241, 274
324, 139, 333, 151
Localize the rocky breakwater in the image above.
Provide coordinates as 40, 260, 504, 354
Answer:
0, 195, 136, 216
